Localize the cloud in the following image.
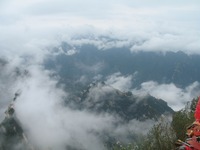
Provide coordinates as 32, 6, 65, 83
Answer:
10, 65, 154, 150
79, 81, 156, 142
0, 58, 26, 121
130, 31, 200, 54
0, 0, 200, 55
105, 72, 133, 92
83, 83, 114, 107
86, 72, 199, 111
0, 0, 200, 148
0, 56, 112, 149
111, 119, 155, 143
11, 65, 115, 150
132, 81, 200, 111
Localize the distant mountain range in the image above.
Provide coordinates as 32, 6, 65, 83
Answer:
43, 41, 200, 118
45, 42, 200, 93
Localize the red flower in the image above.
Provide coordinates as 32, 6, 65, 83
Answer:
194, 97, 200, 121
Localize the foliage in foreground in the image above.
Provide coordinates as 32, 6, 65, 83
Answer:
115, 97, 198, 150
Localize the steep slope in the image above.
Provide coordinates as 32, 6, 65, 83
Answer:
78, 82, 174, 121
0, 104, 31, 150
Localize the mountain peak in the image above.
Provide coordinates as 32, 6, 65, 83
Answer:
79, 82, 174, 121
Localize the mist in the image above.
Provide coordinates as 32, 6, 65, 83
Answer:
132, 81, 200, 111
0, 58, 155, 150
1, 0, 200, 149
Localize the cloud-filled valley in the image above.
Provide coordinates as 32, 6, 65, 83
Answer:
0, 58, 159, 150
0, 0, 200, 149
1, 40, 200, 149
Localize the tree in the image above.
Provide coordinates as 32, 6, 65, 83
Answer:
171, 97, 198, 140
138, 118, 176, 150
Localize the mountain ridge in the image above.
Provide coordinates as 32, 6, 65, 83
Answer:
69, 82, 174, 121
45, 43, 200, 93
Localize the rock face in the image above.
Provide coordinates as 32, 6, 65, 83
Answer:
78, 82, 174, 121
0, 103, 31, 150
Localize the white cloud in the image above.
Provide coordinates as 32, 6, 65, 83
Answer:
0, 0, 200, 55
10, 66, 155, 149
83, 83, 114, 108
105, 72, 133, 92
11, 65, 116, 150
0, 55, 151, 149
132, 81, 200, 111
112, 119, 155, 142
1, 0, 200, 147
130, 30, 200, 54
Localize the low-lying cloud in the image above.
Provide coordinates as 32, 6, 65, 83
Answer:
95, 72, 200, 111
0, 60, 154, 150
133, 81, 200, 111
1, 42, 198, 149
105, 72, 133, 92
12, 66, 113, 150
1, 0, 200, 149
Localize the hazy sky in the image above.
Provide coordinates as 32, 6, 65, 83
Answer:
0, 0, 200, 55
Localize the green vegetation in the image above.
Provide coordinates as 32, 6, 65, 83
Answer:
114, 97, 198, 150
172, 97, 197, 141
139, 118, 176, 150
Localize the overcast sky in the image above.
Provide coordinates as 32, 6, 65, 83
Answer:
0, 0, 200, 55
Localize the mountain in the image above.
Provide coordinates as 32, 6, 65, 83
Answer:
0, 84, 174, 150
0, 104, 31, 150
44, 42, 200, 93
70, 82, 174, 121
1, 41, 198, 150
